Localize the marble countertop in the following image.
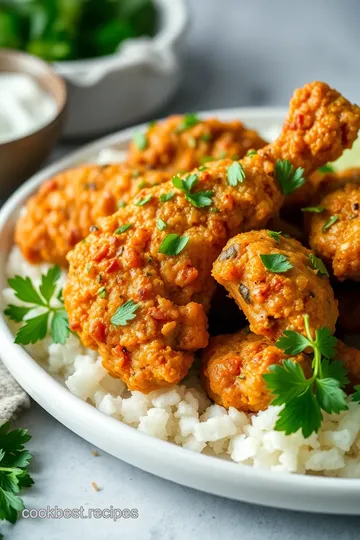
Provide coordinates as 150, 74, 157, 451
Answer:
3, 0, 360, 538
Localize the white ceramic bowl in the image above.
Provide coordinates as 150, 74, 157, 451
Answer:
1, 108, 360, 515
55, 0, 188, 138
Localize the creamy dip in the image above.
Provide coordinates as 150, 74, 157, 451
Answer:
0, 73, 57, 143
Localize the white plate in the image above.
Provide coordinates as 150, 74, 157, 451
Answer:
1, 108, 360, 515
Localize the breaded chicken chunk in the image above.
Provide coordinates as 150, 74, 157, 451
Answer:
127, 116, 267, 174
64, 82, 360, 392
201, 330, 310, 412
15, 164, 170, 266
308, 183, 360, 280
212, 231, 338, 339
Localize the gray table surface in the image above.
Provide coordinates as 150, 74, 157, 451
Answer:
3, 1, 360, 538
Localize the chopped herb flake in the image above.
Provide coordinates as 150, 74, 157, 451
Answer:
159, 234, 189, 256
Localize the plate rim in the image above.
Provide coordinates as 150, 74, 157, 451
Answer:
2, 106, 360, 515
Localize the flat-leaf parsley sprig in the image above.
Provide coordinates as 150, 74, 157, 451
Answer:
4, 266, 69, 345
0, 422, 34, 524
172, 173, 214, 208
263, 314, 349, 438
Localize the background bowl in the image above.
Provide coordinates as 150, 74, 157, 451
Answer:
54, 0, 188, 138
0, 49, 67, 200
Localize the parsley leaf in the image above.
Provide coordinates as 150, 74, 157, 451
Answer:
321, 358, 349, 388
275, 330, 311, 355
268, 230, 281, 244
308, 253, 329, 277
315, 378, 348, 414
0, 422, 34, 523
318, 164, 334, 173
135, 194, 152, 206
115, 224, 132, 234
111, 300, 139, 326
246, 149, 257, 157
133, 132, 147, 150
227, 162, 246, 186
301, 206, 325, 213
315, 327, 337, 359
160, 192, 174, 202
156, 219, 167, 231
159, 234, 189, 256
177, 113, 199, 132
172, 174, 214, 208
322, 215, 339, 232
275, 159, 305, 195
5, 267, 69, 346
263, 359, 309, 405
275, 387, 323, 438
259, 254, 293, 273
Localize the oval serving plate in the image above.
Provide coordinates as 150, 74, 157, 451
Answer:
1, 108, 360, 515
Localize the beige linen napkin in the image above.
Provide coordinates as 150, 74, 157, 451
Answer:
0, 361, 30, 425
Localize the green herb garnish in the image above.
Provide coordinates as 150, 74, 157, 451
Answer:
322, 215, 339, 232
172, 174, 214, 208
308, 254, 329, 277
110, 300, 139, 326
159, 234, 189, 256
115, 224, 132, 234
133, 132, 147, 150
177, 113, 199, 132
160, 192, 175, 202
0, 422, 34, 523
318, 164, 334, 173
246, 150, 257, 157
97, 286, 107, 299
156, 219, 167, 231
264, 315, 348, 437
301, 206, 325, 213
200, 133, 211, 142
227, 162, 246, 186
135, 194, 152, 206
268, 231, 282, 244
117, 201, 126, 209
275, 159, 305, 195
259, 254, 293, 273
5, 266, 69, 345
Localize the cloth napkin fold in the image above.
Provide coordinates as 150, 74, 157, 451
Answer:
0, 361, 30, 425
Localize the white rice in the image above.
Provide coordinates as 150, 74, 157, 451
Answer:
4, 246, 360, 478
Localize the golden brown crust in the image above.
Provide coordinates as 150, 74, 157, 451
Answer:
127, 116, 267, 174
64, 81, 359, 392
15, 164, 170, 267
308, 183, 360, 280
201, 330, 310, 412
212, 231, 338, 339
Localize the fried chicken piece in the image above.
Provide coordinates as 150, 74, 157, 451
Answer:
333, 282, 360, 333
201, 330, 310, 412
64, 82, 359, 392
127, 116, 267, 174
308, 183, 360, 280
213, 230, 338, 339
15, 164, 170, 266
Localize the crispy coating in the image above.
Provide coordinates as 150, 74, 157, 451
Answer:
15, 164, 170, 266
212, 231, 338, 339
64, 82, 359, 392
127, 116, 267, 174
333, 282, 360, 333
201, 330, 310, 412
308, 183, 360, 280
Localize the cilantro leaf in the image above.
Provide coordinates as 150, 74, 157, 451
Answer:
14, 312, 49, 345
51, 310, 69, 345
275, 159, 305, 195
268, 230, 281, 244
39, 265, 61, 303
308, 253, 329, 277
322, 215, 339, 232
259, 254, 293, 273
133, 132, 147, 150
227, 162, 246, 186
7, 276, 45, 306
263, 360, 310, 405
160, 192, 174, 202
135, 194, 152, 206
315, 327, 337, 359
301, 206, 325, 213
321, 358, 349, 388
4, 305, 32, 323
318, 164, 334, 173
187, 190, 214, 208
275, 330, 311, 355
275, 387, 323, 438
111, 300, 139, 326
177, 113, 199, 132
156, 219, 167, 231
315, 378, 348, 414
115, 224, 132, 234
159, 234, 189, 256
